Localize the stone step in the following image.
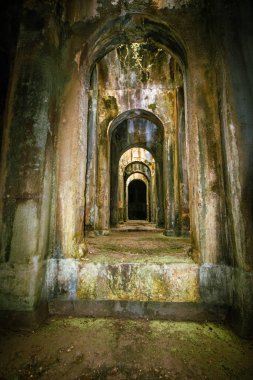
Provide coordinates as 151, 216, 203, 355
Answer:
111, 227, 164, 232
49, 299, 228, 322
47, 259, 231, 322
47, 259, 200, 304
111, 221, 163, 233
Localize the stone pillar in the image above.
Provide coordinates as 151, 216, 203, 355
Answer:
125, 181, 129, 221
156, 160, 164, 227
173, 88, 182, 236
85, 69, 98, 232
95, 124, 110, 233
96, 92, 118, 232
0, 2, 58, 312
117, 165, 124, 224
56, 66, 87, 256
177, 86, 190, 235
151, 169, 157, 224
185, 60, 226, 264
218, 1, 253, 271
146, 180, 150, 221
163, 124, 176, 235
212, 0, 253, 336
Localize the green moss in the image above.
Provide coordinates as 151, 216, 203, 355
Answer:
41, 318, 244, 347
86, 233, 193, 264
102, 96, 118, 118
84, 254, 193, 265
148, 103, 157, 112
4, 317, 252, 380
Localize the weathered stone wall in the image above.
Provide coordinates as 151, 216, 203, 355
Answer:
206, 0, 253, 336
0, 0, 252, 336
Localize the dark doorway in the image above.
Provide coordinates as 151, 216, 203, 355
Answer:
128, 180, 147, 220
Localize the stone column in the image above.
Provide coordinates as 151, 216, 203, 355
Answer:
218, 1, 253, 271
212, 0, 253, 336
85, 69, 98, 232
109, 145, 118, 227
56, 65, 87, 256
151, 169, 157, 223
173, 88, 182, 236
177, 86, 190, 235
155, 160, 164, 227
118, 167, 124, 224
0, 2, 58, 312
163, 122, 176, 235
185, 60, 226, 264
146, 179, 150, 221
95, 123, 110, 233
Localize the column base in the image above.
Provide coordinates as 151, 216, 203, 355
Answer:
94, 229, 110, 236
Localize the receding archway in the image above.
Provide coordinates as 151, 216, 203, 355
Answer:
109, 111, 164, 228
84, 27, 190, 236
126, 172, 151, 223
118, 148, 155, 223
128, 179, 147, 220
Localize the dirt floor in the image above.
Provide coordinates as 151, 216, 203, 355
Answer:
1, 317, 253, 380
86, 231, 193, 264
1, 228, 251, 379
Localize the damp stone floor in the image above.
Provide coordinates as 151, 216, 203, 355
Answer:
85, 227, 193, 265
0, 317, 253, 380
1, 227, 253, 379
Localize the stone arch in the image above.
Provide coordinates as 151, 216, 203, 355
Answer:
52, 9, 193, 257
109, 110, 164, 227
81, 14, 188, 82
124, 161, 151, 180
82, 15, 189, 235
108, 108, 165, 140
117, 148, 156, 223
123, 162, 153, 222
51, 9, 232, 337
126, 175, 149, 221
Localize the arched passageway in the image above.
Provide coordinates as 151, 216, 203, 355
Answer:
81, 17, 190, 235
109, 112, 164, 227
118, 149, 155, 223
128, 179, 147, 220
85, 40, 190, 234
1, 0, 253, 341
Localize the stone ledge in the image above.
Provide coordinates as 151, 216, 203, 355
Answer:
48, 299, 228, 322
46, 259, 200, 303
